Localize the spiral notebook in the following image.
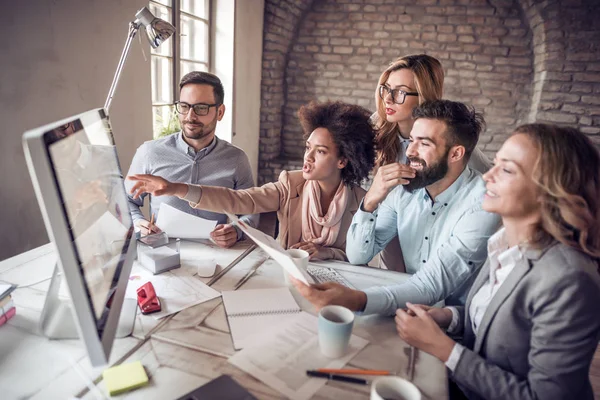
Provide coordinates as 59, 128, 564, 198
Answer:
222, 288, 302, 350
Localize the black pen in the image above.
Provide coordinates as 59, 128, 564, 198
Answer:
306, 370, 367, 385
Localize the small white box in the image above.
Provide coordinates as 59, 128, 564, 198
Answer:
137, 236, 181, 274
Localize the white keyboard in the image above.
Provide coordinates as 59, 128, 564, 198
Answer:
306, 265, 355, 289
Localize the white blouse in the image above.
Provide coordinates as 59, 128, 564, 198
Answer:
445, 228, 524, 370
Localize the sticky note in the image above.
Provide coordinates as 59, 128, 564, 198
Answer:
102, 361, 149, 396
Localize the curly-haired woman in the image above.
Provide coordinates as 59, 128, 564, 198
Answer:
128, 101, 376, 261
394, 124, 600, 400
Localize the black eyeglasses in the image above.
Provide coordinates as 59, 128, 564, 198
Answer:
378, 85, 419, 105
174, 101, 219, 116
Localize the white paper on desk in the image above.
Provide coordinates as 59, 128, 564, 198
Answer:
125, 264, 221, 319
229, 312, 369, 400
224, 211, 313, 285
156, 203, 218, 240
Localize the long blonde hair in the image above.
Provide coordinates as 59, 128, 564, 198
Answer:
515, 124, 600, 260
375, 54, 444, 167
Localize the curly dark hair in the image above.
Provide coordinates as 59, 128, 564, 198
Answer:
412, 100, 485, 160
297, 101, 375, 186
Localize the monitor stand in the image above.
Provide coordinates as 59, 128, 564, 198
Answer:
40, 264, 137, 339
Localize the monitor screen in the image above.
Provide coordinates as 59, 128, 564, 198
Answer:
42, 110, 133, 333
24, 108, 137, 366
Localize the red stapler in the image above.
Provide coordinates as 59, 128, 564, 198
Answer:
136, 282, 161, 314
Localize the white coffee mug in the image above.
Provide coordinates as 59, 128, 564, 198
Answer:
318, 305, 355, 358
287, 249, 309, 268
370, 376, 421, 400
284, 249, 309, 284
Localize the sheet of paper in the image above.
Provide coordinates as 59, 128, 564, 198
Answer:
229, 312, 369, 400
156, 203, 218, 240
125, 264, 221, 319
224, 212, 313, 285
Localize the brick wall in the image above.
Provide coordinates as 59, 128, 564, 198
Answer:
259, 0, 314, 183
259, 0, 600, 184
521, 0, 600, 139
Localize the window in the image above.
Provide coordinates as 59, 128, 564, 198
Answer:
150, 0, 211, 138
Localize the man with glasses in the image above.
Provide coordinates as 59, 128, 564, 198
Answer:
125, 71, 258, 248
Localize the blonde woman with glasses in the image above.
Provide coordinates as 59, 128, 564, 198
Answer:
370, 54, 490, 271
373, 54, 490, 171
394, 124, 600, 400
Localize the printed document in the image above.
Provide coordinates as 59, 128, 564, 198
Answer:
229, 312, 369, 400
157, 203, 217, 240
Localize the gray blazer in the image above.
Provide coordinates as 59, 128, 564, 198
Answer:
450, 242, 600, 400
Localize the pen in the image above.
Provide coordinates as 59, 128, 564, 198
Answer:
306, 370, 367, 385
150, 213, 155, 226
316, 368, 391, 376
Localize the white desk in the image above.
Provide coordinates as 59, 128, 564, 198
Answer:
0, 242, 448, 400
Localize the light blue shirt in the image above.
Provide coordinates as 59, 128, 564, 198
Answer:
346, 167, 501, 316
125, 132, 259, 236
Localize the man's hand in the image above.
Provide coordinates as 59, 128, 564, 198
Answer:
210, 224, 238, 248
290, 277, 367, 312
363, 163, 416, 212
395, 303, 456, 362
290, 241, 324, 260
127, 174, 188, 199
135, 218, 162, 236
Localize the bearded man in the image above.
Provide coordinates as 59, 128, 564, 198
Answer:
297, 100, 501, 315
125, 72, 258, 248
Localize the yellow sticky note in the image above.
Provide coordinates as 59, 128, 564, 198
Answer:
102, 361, 149, 396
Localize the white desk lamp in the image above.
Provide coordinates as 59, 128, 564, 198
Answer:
104, 7, 175, 111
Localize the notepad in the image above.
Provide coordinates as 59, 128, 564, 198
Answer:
222, 288, 302, 350
102, 361, 149, 396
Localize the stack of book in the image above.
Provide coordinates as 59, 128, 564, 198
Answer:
0, 282, 16, 327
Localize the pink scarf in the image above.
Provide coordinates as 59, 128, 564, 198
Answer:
301, 180, 350, 246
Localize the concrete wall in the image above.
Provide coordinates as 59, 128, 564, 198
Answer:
232, 0, 265, 180
213, 0, 264, 181
0, 0, 153, 261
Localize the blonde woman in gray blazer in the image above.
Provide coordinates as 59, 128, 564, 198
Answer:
395, 124, 600, 400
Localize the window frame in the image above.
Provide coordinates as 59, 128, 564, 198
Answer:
150, 0, 212, 137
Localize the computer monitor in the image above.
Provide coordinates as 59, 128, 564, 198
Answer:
22, 108, 136, 366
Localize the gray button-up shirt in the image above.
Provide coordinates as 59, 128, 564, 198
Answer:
125, 132, 259, 235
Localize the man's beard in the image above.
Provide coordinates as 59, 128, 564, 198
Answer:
182, 117, 216, 140
404, 150, 450, 193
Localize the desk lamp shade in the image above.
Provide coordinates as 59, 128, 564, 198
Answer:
135, 7, 175, 49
